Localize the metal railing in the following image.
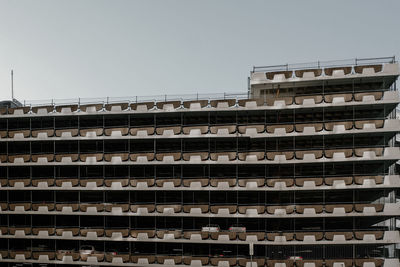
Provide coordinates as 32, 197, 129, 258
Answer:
18, 92, 249, 108
252, 56, 396, 73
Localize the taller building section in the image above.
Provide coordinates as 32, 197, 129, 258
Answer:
249, 57, 400, 266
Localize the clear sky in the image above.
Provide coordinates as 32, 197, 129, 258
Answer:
0, 0, 399, 102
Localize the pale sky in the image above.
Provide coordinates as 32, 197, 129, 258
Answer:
0, 0, 399, 102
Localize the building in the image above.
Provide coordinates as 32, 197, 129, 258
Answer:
0, 57, 399, 267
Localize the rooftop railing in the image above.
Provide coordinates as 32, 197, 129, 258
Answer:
252, 56, 396, 73
15, 92, 249, 108
9, 57, 397, 108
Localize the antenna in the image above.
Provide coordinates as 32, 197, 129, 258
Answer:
11, 70, 14, 100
